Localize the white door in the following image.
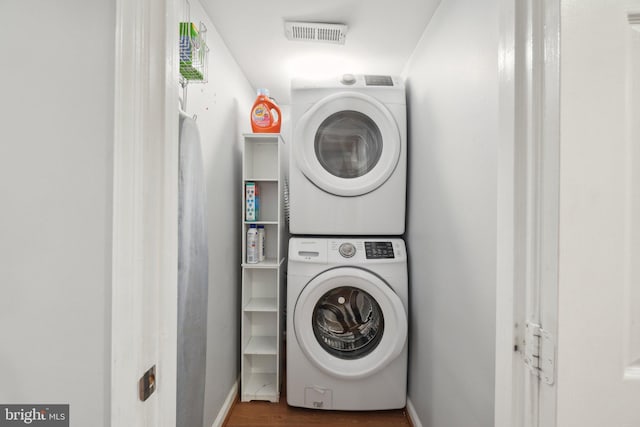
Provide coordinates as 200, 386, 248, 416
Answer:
293, 92, 401, 196
556, 1, 640, 426
497, 1, 640, 426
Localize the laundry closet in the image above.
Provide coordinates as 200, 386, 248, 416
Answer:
2, 0, 497, 425
177, 0, 497, 425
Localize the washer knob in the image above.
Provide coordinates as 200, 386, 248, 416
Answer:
339, 243, 356, 258
341, 74, 356, 85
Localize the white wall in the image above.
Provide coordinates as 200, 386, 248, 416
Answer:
185, 2, 256, 426
0, 1, 114, 425
402, 0, 498, 425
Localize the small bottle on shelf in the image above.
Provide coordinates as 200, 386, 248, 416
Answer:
246, 224, 258, 264
257, 225, 265, 262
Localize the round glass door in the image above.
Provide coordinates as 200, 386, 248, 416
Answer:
312, 286, 384, 359
314, 111, 383, 179
294, 92, 401, 197
293, 267, 407, 379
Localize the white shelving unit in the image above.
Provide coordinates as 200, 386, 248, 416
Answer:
241, 134, 286, 402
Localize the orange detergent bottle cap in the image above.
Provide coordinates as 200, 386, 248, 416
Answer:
251, 88, 281, 133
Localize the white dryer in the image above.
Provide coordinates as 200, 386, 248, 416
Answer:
289, 75, 406, 235
287, 237, 408, 410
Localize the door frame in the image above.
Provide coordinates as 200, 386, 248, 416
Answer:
111, 0, 180, 425
110, 0, 563, 423
495, 0, 560, 426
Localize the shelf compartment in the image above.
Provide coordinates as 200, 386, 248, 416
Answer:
243, 181, 278, 222
243, 312, 277, 335
242, 372, 278, 402
242, 312, 277, 353
242, 354, 278, 402
243, 268, 277, 287
243, 139, 279, 180
243, 353, 276, 376
244, 336, 277, 355
243, 222, 279, 264
244, 297, 277, 312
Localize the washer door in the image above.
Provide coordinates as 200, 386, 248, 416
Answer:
293, 267, 407, 379
294, 92, 401, 196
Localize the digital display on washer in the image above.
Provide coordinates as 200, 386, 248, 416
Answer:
364, 75, 393, 86
365, 241, 395, 259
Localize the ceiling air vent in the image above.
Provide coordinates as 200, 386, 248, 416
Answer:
285, 21, 348, 45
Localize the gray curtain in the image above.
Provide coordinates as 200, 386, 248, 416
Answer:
177, 113, 209, 427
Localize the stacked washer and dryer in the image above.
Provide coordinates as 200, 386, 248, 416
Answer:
287, 75, 409, 411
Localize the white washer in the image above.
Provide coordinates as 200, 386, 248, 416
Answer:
287, 237, 408, 410
289, 75, 406, 235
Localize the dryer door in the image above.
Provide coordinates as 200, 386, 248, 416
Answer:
293, 92, 401, 196
293, 266, 407, 379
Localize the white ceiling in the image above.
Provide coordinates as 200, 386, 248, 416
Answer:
201, 0, 441, 104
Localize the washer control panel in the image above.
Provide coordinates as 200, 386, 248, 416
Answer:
364, 241, 395, 259
364, 75, 394, 86
290, 238, 405, 263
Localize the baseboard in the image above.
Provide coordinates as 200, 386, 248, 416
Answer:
406, 398, 423, 427
211, 379, 238, 427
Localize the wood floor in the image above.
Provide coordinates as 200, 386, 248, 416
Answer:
222, 383, 412, 427
223, 399, 413, 427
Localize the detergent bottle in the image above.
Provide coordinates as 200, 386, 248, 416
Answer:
246, 224, 258, 264
250, 88, 281, 133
